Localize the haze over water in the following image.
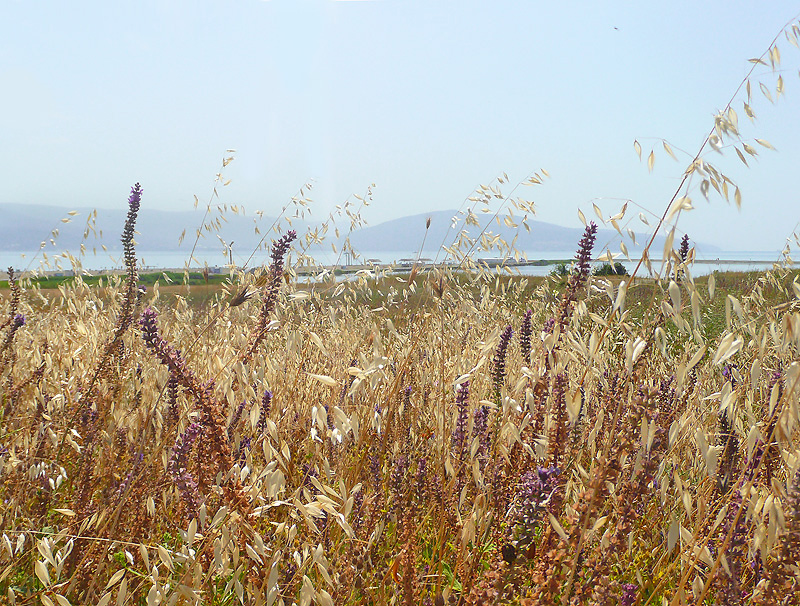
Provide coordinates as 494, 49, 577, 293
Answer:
0, 248, 788, 279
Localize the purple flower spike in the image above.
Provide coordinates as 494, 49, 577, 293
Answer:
122, 183, 142, 267
168, 422, 202, 516
557, 222, 598, 331
139, 307, 160, 348
513, 465, 561, 549
257, 390, 272, 435
128, 182, 143, 210
679, 234, 690, 262
520, 310, 532, 363
390, 454, 408, 510
473, 404, 490, 459
620, 583, 637, 606
492, 325, 513, 402
452, 381, 470, 458
243, 230, 297, 362
271, 230, 296, 267
574, 222, 598, 284
228, 399, 248, 440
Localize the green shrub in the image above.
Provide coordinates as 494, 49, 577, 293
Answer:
593, 261, 629, 276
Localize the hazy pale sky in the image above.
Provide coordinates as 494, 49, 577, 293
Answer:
3, 1, 800, 252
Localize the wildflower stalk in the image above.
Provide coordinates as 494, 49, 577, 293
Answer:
0, 267, 21, 331
0, 314, 24, 373
451, 381, 469, 464
54, 184, 144, 475
556, 222, 597, 333
168, 422, 202, 517
241, 231, 296, 364
519, 310, 532, 366
140, 307, 247, 512
492, 325, 513, 406
104, 183, 143, 355
256, 389, 272, 435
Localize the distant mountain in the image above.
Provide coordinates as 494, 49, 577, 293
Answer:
345, 209, 720, 256
0, 203, 282, 252
0, 203, 718, 257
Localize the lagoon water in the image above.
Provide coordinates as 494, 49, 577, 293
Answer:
0, 247, 791, 278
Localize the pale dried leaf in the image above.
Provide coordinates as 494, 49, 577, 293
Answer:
308, 374, 340, 388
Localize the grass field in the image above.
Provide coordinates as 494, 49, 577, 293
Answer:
1, 187, 799, 605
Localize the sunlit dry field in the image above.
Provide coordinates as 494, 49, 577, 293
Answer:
1, 180, 799, 606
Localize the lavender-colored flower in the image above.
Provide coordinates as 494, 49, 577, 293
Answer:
473, 404, 490, 461
679, 234, 690, 263
512, 466, 561, 551
1, 268, 21, 334
757, 470, 800, 601
115, 452, 143, 501
519, 310, 532, 363
655, 375, 677, 420
140, 308, 199, 392
452, 381, 469, 459
168, 422, 202, 516
122, 183, 142, 270
236, 436, 251, 464
557, 222, 598, 330
677, 234, 691, 279
722, 363, 738, 386
79, 404, 97, 431
351, 486, 364, 523
768, 367, 783, 394
620, 583, 637, 606
140, 307, 160, 348
270, 230, 296, 266
573, 222, 598, 284
243, 230, 297, 362
323, 403, 334, 431
390, 454, 409, 511
128, 182, 142, 210
414, 457, 428, 503
256, 390, 272, 435
492, 325, 513, 403
1, 312, 25, 355
228, 399, 248, 441
166, 374, 180, 428
714, 492, 748, 604
261, 231, 297, 318
716, 408, 739, 494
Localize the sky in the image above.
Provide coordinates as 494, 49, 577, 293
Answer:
3, 0, 800, 253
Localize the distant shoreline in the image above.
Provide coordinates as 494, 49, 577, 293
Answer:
0, 256, 789, 282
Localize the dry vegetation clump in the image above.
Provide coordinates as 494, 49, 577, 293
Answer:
2, 17, 800, 606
